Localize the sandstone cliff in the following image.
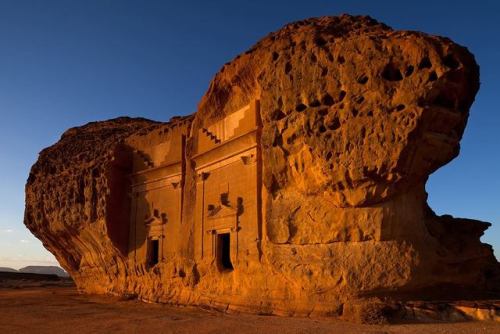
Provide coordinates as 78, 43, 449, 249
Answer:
25, 15, 499, 320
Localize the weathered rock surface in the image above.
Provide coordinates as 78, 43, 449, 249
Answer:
25, 15, 499, 321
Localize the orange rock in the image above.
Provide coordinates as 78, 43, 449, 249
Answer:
25, 15, 499, 319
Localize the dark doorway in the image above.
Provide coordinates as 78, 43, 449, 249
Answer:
217, 233, 233, 271
149, 239, 159, 266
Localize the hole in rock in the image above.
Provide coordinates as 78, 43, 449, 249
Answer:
321, 94, 334, 106
354, 95, 365, 104
443, 54, 460, 69
217, 233, 233, 271
339, 90, 346, 102
419, 57, 432, 69
314, 36, 327, 47
396, 104, 406, 111
321, 67, 328, 76
296, 103, 307, 112
357, 74, 369, 84
338, 56, 345, 64
405, 65, 414, 77
382, 63, 403, 81
272, 52, 279, 61
328, 117, 341, 131
310, 53, 317, 63
285, 62, 292, 74
272, 109, 286, 121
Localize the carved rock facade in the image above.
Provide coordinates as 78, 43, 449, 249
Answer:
25, 15, 499, 317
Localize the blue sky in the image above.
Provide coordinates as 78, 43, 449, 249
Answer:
0, 1, 498, 269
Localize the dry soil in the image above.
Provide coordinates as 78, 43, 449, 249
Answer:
0, 285, 498, 334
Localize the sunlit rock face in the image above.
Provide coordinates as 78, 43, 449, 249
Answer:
25, 15, 499, 319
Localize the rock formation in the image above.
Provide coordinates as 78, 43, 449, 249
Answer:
19, 266, 69, 277
25, 15, 499, 320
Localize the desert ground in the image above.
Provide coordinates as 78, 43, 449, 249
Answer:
0, 283, 498, 334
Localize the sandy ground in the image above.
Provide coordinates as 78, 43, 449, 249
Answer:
0, 286, 498, 334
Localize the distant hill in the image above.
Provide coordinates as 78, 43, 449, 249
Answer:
18, 266, 68, 277
0, 267, 18, 273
